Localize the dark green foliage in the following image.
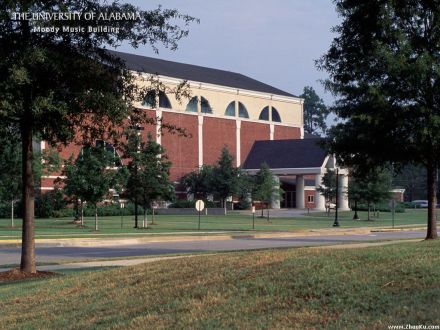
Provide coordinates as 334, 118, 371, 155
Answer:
35, 189, 66, 218
393, 165, 427, 201
181, 165, 215, 200
211, 147, 240, 207
299, 86, 329, 135
316, 170, 337, 203
318, 1, 440, 237
253, 163, 281, 206
168, 200, 218, 208
123, 133, 174, 211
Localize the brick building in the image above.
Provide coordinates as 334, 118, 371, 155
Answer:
40, 50, 349, 210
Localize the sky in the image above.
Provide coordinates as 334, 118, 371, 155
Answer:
118, 1, 340, 105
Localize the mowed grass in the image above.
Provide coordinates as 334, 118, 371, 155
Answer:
0, 209, 433, 239
1, 240, 440, 329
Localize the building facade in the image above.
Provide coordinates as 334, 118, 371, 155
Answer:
39, 50, 349, 210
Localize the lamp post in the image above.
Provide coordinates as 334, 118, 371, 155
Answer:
120, 201, 125, 229
129, 124, 144, 228
333, 168, 340, 227
252, 205, 255, 230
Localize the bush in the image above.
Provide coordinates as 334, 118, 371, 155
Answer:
168, 199, 219, 208
355, 202, 405, 213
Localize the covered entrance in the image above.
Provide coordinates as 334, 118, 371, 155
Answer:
242, 138, 350, 211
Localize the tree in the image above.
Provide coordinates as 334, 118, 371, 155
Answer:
124, 134, 174, 228
181, 165, 215, 200
211, 147, 239, 209
348, 169, 392, 220
316, 169, 337, 214
299, 86, 330, 135
0, 131, 21, 227
253, 163, 281, 219
63, 146, 115, 230
318, 1, 440, 239
0, 1, 197, 272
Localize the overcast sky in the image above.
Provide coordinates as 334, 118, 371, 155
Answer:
118, 1, 340, 105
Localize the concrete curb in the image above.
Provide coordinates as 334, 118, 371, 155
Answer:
0, 226, 426, 249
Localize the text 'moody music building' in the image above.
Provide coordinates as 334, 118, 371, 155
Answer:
40, 50, 350, 211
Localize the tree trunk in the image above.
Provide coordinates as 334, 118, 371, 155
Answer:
11, 200, 14, 228
94, 205, 98, 231
20, 118, 36, 273
426, 161, 438, 239
353, 200, 359, 220
143, 209, 148, 229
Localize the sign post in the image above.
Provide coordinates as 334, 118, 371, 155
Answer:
195, 200, 205, 230
251, 206, 256, 230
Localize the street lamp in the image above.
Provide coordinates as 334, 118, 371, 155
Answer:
333, 167, 340, 227
252, 205, 255, 230
129, 124, 144, 228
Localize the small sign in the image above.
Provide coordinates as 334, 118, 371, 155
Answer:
195, 200, 205, 212
251, 206, 256, 214
120, 202, 125, 209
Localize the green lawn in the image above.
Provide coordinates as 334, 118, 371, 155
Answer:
0, 209, 433, 239
1, 240, 439, 328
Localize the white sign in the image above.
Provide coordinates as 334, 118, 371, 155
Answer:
195, 200, 205, 212
251, 206, 256, 214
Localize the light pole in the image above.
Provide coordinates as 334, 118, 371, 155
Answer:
252, 205, 255, 230
129, 124, 144, 228
333, 168, 340, 227
120, 201, 125, 229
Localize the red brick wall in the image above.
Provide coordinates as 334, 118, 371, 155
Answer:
161, 112, 198, 182
203, 117, 236, 165
274, 125, 301, 140
240, 121, 270, 164
305, 189, 316, 209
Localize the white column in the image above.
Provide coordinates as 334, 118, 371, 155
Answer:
156, 109, 162, 145
315, 173, 326, 211
338, 174, 350, 211
271, 175, 280, 209
198, 115, 203, 167
296, 175, 305, 209
236, 120, 241, 167
270, 124, 274, 140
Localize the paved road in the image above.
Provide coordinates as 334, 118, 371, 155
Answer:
0, 230, 432, 266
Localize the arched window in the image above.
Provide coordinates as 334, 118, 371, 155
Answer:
225, 101, 235, 116
259, 106, 270, 121
200, 96, 212, 113
238, 102, 249, 118
186, 96, 213, 113
272, 107, 281, 122
142, 91, 156, 108
159, 91, 172, 109
186, 96, 198, 112
142, 91, 172, 109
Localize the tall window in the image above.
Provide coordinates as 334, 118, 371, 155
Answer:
159, 91, 172, 109
224, 101, 249, 118
95, 140, 122, 167
200, 96, 213, 113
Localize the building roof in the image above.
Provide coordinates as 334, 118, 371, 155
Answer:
107, 50, 295, 98
242, 139, 327, 170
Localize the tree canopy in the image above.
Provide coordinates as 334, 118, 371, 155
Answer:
318, 0, 440, 239
299, 86, 329, 135
0, 0, 197, 272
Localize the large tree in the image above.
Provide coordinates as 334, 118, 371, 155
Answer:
318, 1, 440, 239
299, 86, 329, 135
211, 147, 239, 209
0, 1, 197, 272
63, 145, 115, 229
252, 162, 282, 219
124, 133, 174, 228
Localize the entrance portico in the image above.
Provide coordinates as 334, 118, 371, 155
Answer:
242, 138, 350, 211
